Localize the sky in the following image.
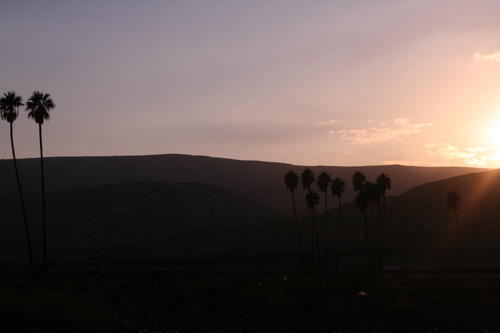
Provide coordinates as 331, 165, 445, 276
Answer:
2, 0, 500, 167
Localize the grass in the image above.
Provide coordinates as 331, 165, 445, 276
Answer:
1, 270, 500, 332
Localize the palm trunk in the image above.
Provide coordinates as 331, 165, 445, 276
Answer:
370, 202, 376, 270
39, 123, 48, 272
454, 209, 463, 269
323, 192, 328, 273
335, 195, 341, 273
311, 211, 315, 271
10, 122, 34, 272
377, 202, 382, 271
291, 191, 305, 272
381, 195, 386, 269
313, 209, 320, 272
363, 210, 371, 270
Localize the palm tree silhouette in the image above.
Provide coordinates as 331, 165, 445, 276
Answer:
330, 177, 345, 273
352, 171, 371, 269
26, 91, 55, 272
376, 173, 391, 270
447, 190, 463, 269
0, 92, 34, 272
305, 190, 320, 271
317, 172, 331, 272
301, 169, 316, 267
284, 170, 305, 272
355, 185, 372, 270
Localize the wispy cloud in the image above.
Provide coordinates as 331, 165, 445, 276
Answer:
424, 143, 500, 167
317, 119, 341, 126
473, 50, 500, 62
325, 118, 433, 144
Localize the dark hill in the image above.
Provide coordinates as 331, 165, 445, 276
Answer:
0, 182, 275, 267
2, 170, 500, 271
0, 154, 486, 215
333, 169, 500, 269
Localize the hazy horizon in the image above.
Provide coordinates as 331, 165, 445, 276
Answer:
0, 151, 493, 170
2, 1, 500, 167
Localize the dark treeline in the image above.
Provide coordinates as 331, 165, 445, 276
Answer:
284, 168, 465, 273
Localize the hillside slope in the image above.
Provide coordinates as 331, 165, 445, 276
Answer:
332, 169, 500, 269
0, 182, 275, 266
0, 154, 486, 215
1, 170, 499, 270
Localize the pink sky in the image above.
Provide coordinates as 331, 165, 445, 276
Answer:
1, 1, 500, 167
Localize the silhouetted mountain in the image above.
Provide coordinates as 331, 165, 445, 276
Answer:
0, 154, 486, 215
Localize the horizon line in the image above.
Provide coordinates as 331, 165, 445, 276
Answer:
0, 152, 491, 170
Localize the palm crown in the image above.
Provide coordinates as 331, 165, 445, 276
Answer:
25, 91, 55, 124
376, 173, 391, 195
301, 168, 315, 190
330, 177, 346, 197
305, 190, 320, 211
0, 91, 24, 123
316, 172, 331, 192
284, 171, 299, 192
355, 188, 370, 212
352, 171, 367, 192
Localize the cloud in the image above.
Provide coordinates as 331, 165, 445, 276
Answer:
317, 119, 341, 126
473, 50, 500, 63
327, 118, 433, 144
424, 143, 500, 167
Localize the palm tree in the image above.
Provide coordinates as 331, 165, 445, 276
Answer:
25, 91, 55, 272
306, 190, 320, 271
284, 170, 305, 272
301, 168, 316, 267
447, 190, 463, 269
317, 172, 331, 272
355, 186, 372, 270
352, 171, 371, 269
376, 173, 391, 270
330, 177, 345, 273
301, 168, 315, 191
0, 92, 34, 272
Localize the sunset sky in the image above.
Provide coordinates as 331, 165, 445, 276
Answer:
2, 0, 500, 167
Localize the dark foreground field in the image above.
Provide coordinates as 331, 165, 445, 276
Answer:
2, 271, 500, 332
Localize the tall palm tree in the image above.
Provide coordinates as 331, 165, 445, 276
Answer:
355, 187, 372, 270
0, 92, 34, 272
330, 177, 345, 273
25, 91, 55, 272
284, 170, 305, 272
301, 169, 316, 267
376, 173, 391, 270
353, 171, 371, 269
306, 190, 320, 271
317, 172, 331, 272
447, 190, 463, 269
